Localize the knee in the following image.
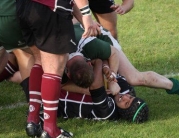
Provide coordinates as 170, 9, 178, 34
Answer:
137, 71, 157, 86
126, 71, 156, 86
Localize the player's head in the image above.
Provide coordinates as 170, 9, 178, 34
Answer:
67, 53, 94, 88
114, 94, 149, 123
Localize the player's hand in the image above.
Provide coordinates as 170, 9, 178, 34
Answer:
103, 65, 117, 82
107, 81, 121, 95
82, 16, 101, 38
110, 4, 126, 15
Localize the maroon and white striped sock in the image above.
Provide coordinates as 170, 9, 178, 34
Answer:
41, 73, 62, 137
27, 64, 43, 124
0, 61, 18, 82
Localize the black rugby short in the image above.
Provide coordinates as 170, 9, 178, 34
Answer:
16, 0, 77, 54
89, 0, 115, 14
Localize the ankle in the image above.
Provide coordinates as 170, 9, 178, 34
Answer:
27, 115, 40, 124
166, 78, 179, 95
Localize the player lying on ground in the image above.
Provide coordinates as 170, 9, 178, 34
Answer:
66, 17, 179, 97
1, 51, 149, 137
58, 58, 148, 123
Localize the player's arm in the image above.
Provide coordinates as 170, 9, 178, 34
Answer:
121, 0, 134, 13
72, 4, 83, 25
62, 80, 90, 95
102, 60, 121, 95
73, 0, 101, 38
110, 0, 134, 15
89, 59, 104, 90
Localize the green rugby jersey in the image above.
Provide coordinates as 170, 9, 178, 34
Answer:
0, 0, 16, 16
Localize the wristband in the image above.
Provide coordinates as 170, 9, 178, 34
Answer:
80, 5, 91, 16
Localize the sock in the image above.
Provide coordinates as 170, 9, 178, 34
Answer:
41, 73, 61, 137
20, 77, 29, 102
0, 61, 18, 82
27, 64, 43, 124
166, 78, 179, 95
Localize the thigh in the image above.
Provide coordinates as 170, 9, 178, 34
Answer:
93, 12, 117, 39
29, 45, 41, 65
117, 50, 139, 83
13, 49, 34, 80
40, 51, 69, 75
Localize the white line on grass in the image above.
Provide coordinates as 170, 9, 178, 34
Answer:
0, 73, 179, 110
0, 102, 27, 111
164, 73, 179, 77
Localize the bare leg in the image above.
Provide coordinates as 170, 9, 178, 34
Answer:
30, 46, 41, 65
93, 12, 118, 40
0, 49, 19, 82
109, 45, 120, 74
102, 45, 121, 95
40, 51, 68, 75
8, 71, 22, 83
40, 50, 69, 136
26, 45, 42, 123
117, 50, 173, 90
13, 49, 34, 80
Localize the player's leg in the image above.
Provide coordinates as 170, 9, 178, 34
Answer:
117, 50, 179, 92
89, 0, 118, 39
25, 45, 43, 137
93, 12, 118, 39
0, 49, 19, 82
40, 51, 70, 137
13, 49, 34, 80
0, 47, 8, 74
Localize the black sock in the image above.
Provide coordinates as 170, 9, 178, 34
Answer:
20, 77, 29, 102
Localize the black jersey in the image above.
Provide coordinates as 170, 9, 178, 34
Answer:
58, 75, 133, 120
58, 90, 118, 120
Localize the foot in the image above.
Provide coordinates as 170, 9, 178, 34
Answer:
26, 122, 42, 137
40, 128, 73, 138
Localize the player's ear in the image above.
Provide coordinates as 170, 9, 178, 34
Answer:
65, 68, 71, 79
67, 72, 71, 79
87, 61, 92, 66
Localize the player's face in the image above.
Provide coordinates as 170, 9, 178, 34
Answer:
114, 94, 135, 109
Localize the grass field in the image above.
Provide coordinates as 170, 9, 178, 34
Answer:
1, 0, 179, 138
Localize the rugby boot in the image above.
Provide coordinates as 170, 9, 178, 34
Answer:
40, 128, 73, 138
26, 122, 43, 137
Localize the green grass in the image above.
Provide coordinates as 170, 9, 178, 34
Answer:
119, 0, 179, 74
1, 0, 179, 137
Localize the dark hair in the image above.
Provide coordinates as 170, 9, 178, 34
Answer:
69, 60, 94, 88
118, 97, 149, 123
